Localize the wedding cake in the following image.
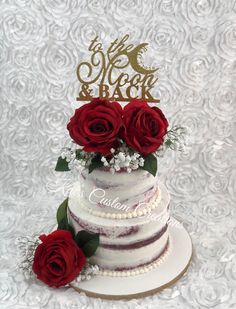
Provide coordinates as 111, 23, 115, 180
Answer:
50, 35, 186, 282
27, 36, 187, 291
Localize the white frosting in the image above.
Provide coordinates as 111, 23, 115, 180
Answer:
98, 238, 171, 277
90, 232, 169, 270
68, 182, 170, 239
68, 180, 170, 272
78, 168, 158, 214
80, 189, 162, 219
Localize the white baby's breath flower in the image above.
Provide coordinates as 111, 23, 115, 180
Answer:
110, 167, 115, 174
59, 141, 149, 175
132, 164, 139, 170
125, 155, 131, 162
139, 158, 145, 166
61, 152, 66, 159
117, 152, 126, 162
123, 161, 130, 167
16, 235, 40, 279
155, 126, 188, 156
114, 165, 121, 171
101, 156, 107, 162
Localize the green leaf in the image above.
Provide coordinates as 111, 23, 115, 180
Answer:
88, 155, 104, 174
75, 149, 83, 159
142, 154, 158, 177
128, 147, 135, 155
55, 156, 70, 171
56, 198, 68, 225
75, 230, 100, 258
165, 139, 172, 147
57, 217, 68, 230
56, 198, 75, 237
57, 218, 75, 237
74, 230, 91, 248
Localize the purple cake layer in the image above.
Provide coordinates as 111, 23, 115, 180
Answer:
113, 238, 170, 271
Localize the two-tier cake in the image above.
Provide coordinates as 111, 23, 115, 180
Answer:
28, 36, 191, 295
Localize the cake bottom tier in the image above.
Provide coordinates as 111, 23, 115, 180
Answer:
90, 231, 170, 271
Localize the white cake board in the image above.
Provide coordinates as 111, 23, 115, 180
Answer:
70, 218, 192, 300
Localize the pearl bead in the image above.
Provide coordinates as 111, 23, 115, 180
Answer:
138, 210, 143, 216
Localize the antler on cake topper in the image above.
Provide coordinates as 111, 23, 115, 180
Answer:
76, 34, 160, 103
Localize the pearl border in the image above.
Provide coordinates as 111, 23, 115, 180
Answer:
83, 189, 162, 220
98, 237, 171, 277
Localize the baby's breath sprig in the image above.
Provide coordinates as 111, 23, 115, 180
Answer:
101, 144, 145, 174
56, 141, 146, 174
56, 141, 96, 172
56, 127, 187, 175
155, 126, 188, 157
16, 236, 40, 279
68, 150, 96, 170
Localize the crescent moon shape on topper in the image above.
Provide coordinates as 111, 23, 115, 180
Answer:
127, 43, 158, 75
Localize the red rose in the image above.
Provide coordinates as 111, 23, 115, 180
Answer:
32, 230, 86, 287
67, 98, 123, 155
122, 99, 168, 156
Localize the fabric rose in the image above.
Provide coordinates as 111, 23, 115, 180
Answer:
32, 230, 86, 287
67, 98, 123, 155
122, 99, 168, 156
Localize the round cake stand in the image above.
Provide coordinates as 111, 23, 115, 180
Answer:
70, 218, 192, 300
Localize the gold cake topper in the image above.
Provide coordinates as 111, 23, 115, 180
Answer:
76, 34, 160, 103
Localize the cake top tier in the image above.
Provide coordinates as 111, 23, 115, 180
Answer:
77, 167, 159, 216
68, 179, 170, 227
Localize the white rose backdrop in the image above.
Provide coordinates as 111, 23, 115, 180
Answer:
0, 0, 235, 308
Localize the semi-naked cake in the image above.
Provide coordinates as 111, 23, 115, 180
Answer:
29, 36, 189, 290
68, 168, 170, 275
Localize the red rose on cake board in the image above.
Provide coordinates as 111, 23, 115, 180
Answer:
33, 230, 86, 288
